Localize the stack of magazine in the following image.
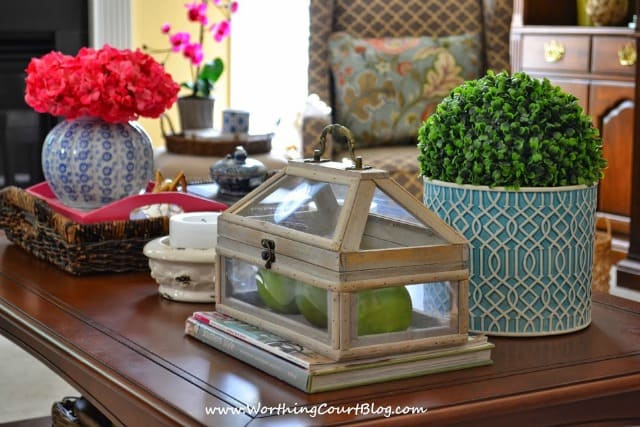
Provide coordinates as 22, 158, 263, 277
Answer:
185, 311, 493, 393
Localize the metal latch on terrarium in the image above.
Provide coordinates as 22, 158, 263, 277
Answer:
306, 124, 370, 170
261, 238, 276, 269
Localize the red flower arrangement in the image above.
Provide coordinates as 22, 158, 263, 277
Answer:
24, 45, 180, 123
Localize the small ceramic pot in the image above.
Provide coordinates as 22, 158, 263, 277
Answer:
177, 96, 215, 131
210, 146, 268, 196
222, 109, 250, 134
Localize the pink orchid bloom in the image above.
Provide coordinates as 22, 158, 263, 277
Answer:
211, 20, 230, 42
169, 32, 190, 52
186, 1, 208, 25
183, 42, 204, 66
147, 0, 239, 98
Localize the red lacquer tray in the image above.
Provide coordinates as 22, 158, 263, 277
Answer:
26, 181, 227, 224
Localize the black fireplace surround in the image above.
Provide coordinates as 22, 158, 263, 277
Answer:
0, 1, 88, 188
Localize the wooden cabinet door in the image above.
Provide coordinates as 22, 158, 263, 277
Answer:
589, 83, 634, 219
550, 79, 589, 112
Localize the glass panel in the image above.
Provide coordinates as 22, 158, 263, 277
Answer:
295, 282, 330, 332
355, 282, 459, 338
223, 256, 330, 334
411, 281, 458, 327
359, 188, 448, 249
234, 175, 349, 239
369, 187, 423, 225
223, 257, 260, 305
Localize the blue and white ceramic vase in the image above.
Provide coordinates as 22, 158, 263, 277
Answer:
424, 179, 597, 336
42, 117, 154, 210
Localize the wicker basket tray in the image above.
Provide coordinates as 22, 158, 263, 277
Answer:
592, 216, 612, 293
164, 132, 273, 156
0, 186, 169, 275
160, 113, 273, 157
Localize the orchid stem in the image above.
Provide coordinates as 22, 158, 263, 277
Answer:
192, 2, 207, 98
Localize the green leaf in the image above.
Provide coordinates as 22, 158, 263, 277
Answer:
199, 57, 224, 84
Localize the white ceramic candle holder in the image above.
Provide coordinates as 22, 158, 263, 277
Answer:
144, 211, 221, 302
169, 211, 220, 249
143, 236, 216, 303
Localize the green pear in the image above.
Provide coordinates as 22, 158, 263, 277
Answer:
256, 269, 300, 314
296, 284, 328, 328
357, 287, 413, 335
296, 284, 413, 335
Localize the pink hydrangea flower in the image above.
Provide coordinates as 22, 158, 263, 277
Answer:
24, 45, 180, 123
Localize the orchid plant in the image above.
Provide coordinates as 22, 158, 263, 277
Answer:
145, 0, 239, 99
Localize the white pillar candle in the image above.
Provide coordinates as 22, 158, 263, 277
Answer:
169, 212, 221, 249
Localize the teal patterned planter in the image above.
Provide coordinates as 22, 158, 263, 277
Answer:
423, 179, 597, 336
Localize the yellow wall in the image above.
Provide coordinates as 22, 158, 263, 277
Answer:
131, 0, 230, 147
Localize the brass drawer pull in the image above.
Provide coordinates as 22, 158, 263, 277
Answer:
544, 40, 565, 63
618, 42, 636, 66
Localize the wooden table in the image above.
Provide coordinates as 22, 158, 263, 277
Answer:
0, 235, 639, 426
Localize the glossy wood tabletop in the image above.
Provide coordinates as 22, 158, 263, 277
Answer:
0, 235, 639, 426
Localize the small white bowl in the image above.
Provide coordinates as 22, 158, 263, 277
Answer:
143, 236, 216, 303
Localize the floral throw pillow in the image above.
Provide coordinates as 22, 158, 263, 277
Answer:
328, 31, 482, 148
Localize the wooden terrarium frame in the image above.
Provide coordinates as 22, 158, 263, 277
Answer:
214, 125, 470, 361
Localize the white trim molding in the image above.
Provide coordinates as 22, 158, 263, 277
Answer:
89, 0, 132, 49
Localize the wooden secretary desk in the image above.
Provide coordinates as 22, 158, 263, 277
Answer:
510, 0, 640, 290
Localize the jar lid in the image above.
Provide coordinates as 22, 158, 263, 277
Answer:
210, 146, 268, 196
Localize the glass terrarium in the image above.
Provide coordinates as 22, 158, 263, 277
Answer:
214, 125, 469, 361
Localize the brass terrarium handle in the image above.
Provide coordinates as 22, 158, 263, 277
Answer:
544, 40, 565, 63
618, 42, 636, 66
309, 124, 367, 169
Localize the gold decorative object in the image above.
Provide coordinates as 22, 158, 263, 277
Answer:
214, 124, 471, 361
586, 0, 628, 26
544, 40, 566, 63
152, 170, 188, 193
577, 0, 593, 26
618, 41, 637, 66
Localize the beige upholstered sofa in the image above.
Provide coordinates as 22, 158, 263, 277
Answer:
302, 0, 513, 199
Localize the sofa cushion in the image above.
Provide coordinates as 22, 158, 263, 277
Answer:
328, 31, 482, 148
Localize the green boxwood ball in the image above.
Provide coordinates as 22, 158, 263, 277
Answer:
417, 71, 607, 188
